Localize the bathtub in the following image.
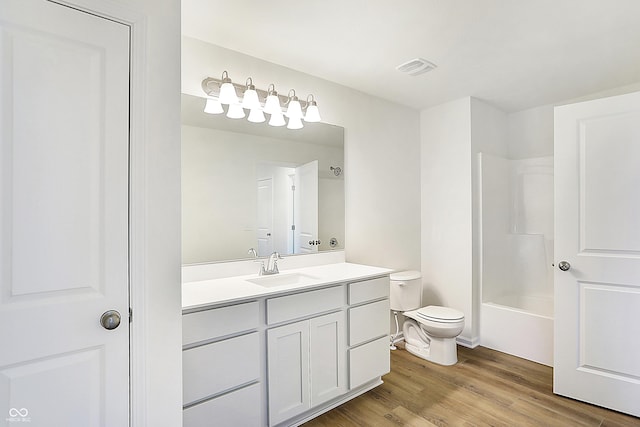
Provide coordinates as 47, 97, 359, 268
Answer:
479, 153, 554, 366
481, 295, 553, 366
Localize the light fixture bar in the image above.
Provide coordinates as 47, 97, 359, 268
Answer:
201, 77, 314, 111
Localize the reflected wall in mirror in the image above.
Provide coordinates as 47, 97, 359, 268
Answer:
181, 94, 345, 264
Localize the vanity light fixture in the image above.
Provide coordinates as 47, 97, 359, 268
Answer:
269, 110, 286, 127
226, 103, 245, 119
218, 71, 239, 104
204, 97, 224, 114
287, 116, 304, 130
201, 72, 321, 130
263, 84, 281, 115
247, 107, 266, 123
285, 89, 303, 120
241, 78, 261, 110
304, 94, 321, 122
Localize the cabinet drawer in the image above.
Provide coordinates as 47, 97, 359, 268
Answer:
349, 336, 390, 388
183, 382, 261, 427
182, 301, 259, 346
267, 285, 344, 325
348, 276, 389, 305
349, 299, 389, 346
183, 332, 260, 405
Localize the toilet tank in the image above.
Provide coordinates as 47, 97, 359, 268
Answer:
389, 270, 422, 312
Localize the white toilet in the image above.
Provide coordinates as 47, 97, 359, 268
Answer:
390, 271, 465, 366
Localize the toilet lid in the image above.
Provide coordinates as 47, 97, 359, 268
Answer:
390, 270, 421, 281
416, 306, 464, 323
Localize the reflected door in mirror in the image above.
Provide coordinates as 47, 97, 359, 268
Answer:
257, 178, 274, 256
294, 161, 319, 254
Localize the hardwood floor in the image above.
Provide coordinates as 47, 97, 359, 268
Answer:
304, 345, 640, 427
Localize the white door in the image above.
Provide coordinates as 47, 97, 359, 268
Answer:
0, 1, 130, 425
294, 161, 318, 254
257, 178, 274, 256
554, 90, 640, 417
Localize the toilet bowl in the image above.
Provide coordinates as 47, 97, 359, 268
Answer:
402, 306, 465, 366
390, 271, 465, 366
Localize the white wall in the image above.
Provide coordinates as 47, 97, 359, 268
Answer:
420, 97, 507, 345
134, 0, 182, 426
420, 98, 473, 341
128, 0, 182, 425
507, 105, 554, 159
506, 82, 640, 160
182, 37, 421, 271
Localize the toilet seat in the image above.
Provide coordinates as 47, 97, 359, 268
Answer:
415, 306, 464, 324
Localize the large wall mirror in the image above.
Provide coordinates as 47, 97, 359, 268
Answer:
182, 93, 345, 264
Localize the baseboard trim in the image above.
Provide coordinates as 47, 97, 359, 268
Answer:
457, 335, 480, 348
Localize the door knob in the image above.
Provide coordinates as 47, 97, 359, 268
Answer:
558, 261, 571, 271
100, 310, 121, 330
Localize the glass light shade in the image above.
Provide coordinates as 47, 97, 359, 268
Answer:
263, 94, 281, 115
268, 110, 286, 127
219, 82, 239, 104
247, 107, 266, 123
204, 98, 223, 114
285, 99, 303, 119
241, 88, 261, 110
304, 104, 321, 122
226, 103, 245, 119
287, 116, 304, 130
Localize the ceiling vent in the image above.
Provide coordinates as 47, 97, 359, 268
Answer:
396, 58, 437, 76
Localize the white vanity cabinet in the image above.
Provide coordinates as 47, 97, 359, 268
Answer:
181, 264, 392, 427
266, 286, 347, 426
347, 277, 391, 388
182, 301, 261, 427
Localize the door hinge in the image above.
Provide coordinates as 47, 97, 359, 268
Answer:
291, 185, 296, 191
291, 224, 296, 231
129, 307, 133, 323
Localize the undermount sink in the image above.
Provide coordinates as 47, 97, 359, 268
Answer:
246, 272, 319, 288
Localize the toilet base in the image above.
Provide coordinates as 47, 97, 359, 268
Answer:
402, 318, 459, 366
404, 337, 458, 366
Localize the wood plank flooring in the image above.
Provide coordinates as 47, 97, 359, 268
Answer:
304, 345, 640, 427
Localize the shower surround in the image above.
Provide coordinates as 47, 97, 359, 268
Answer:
479, 153, 554, 366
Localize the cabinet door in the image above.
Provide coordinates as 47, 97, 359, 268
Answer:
267, 320, 310, 426
310, 311, 346, 406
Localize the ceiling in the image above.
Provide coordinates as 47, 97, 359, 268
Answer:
181, 0, 640, 113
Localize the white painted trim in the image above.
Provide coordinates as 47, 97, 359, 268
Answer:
127, 16, 149, 427
456, 334, 480, 348
47, 1, 148, 426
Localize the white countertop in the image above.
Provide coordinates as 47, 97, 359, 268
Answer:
182, 262, 392, 311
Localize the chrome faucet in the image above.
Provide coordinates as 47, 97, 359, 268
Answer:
248, 248, 282, 275
263, 252, 282, 275
248, 248, 266, 275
